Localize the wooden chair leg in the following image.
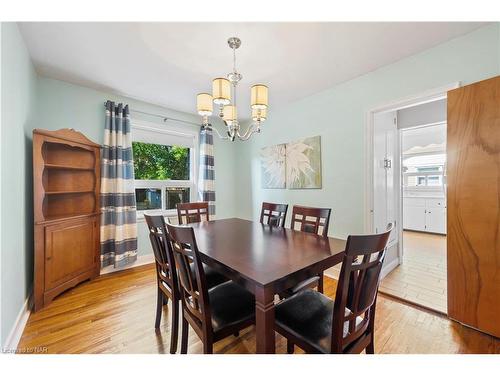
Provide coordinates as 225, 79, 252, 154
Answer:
169, 299, 179, 354
287, 340, 294, 354
203, 340, 213, 354
317, 272, 324, 294
366, 336, 375, 354
180, 315, 189, 354
155, 288, 163, 330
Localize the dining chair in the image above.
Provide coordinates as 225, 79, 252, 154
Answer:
282, 205, 332, 296
275, 223, 393, 354
259, 202, 288, 227
166, 223, 256, 354
176, 201, 229, 288
144, 214, 180, 354
177, 201, 210, 224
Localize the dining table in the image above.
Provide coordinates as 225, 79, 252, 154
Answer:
188, 217, 347, 354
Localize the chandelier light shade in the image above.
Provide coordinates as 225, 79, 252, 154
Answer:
251, 84, 268, 109
252, 108, 267, 122
196, 93, 213, 116
212, 78, 231, 105
196, 37, 269, 141
223, 105, 238, 123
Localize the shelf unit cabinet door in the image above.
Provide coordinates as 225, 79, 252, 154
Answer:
425, 207, 446, 234
44, 218, 97, 291
403, 205, 426, 231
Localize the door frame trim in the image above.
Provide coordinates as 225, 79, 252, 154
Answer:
364, 82, 460, 273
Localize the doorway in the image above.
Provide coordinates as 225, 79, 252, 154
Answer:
367, 85, 456, 314
382, 121, 448, 313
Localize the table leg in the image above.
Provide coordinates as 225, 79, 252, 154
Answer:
255, 285, 275, 354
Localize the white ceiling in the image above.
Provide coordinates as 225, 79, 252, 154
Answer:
19, 22, 487, 119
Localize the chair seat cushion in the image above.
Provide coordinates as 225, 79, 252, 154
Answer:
275, 289, 362, 353
190, 263, 229, 290
208, 281, 255, 333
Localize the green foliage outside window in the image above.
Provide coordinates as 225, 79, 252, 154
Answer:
132, 142, 190, 180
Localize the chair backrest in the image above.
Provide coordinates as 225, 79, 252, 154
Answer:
331, 223, 393, 353
177, 202, 210, 224
144, 214, 178, 293
260, 202, 288, 228
290, 205, 332, 237
166, 223, 211, 334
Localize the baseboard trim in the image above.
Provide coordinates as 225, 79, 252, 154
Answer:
380, 258, 399, 280
322, 258, 399, 282
100, 253, 154, 275
324, 267, 340, 280
379, 290, 448, 317
4, 292, 33, 352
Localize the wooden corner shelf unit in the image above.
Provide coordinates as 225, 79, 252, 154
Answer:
33, 128, 101, 311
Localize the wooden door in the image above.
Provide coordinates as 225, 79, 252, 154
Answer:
447, 76, 500, 338
44, 217, 97, 291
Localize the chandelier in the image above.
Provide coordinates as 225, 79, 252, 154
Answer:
196, 37, 268, 141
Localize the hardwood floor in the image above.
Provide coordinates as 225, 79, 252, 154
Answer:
380, 230, 447, 313
18, 263, 500, 354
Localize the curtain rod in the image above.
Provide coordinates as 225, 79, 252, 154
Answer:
103, 102, 200, 127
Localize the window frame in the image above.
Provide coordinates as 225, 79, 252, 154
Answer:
402, 152, 446, 191
131, 119, 199, 220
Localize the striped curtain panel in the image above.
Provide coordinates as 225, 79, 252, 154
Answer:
198, 127, 216, 216
100, 101, 138, 268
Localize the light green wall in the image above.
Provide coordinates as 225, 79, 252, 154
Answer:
1, 22, 38, 346
2, 21, 499, 347
1, 28, 236, 344
36, 77, 237, 257
235, 24, 500, 239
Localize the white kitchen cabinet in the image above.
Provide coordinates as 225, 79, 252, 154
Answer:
403, 205, 426, 231
425, 206, 446, 234
403, 196, 446, 234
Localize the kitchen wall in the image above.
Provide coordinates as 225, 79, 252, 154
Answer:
234, 23, 500, 240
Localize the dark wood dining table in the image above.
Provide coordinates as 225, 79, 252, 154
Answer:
188, 217, 347, 354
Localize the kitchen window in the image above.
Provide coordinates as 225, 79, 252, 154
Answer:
403, 154, 445, 188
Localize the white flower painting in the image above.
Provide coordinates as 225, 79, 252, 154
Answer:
260, 136, 322, 189
286, 136, 322, 189
260, 143, 286, 188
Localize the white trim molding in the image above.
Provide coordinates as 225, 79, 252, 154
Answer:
131, 118, 200, 219
364, 81, 460, 233
363, 82, 460, 275
100, 253, 155, 275
380, 258, 400, 280
324, 266, 340, 280
3, 292, 33, 353
325, 258, 399, 283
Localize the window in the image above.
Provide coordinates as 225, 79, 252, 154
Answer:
403, 154, 445, 188
132, 122, 198, 217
